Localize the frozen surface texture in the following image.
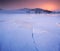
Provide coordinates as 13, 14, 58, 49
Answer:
0, 14, 60, 51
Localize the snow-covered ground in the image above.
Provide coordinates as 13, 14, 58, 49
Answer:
0, 14, 60, 51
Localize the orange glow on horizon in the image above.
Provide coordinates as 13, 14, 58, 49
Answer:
39, 2, 57, 11
2, 1, 60, 11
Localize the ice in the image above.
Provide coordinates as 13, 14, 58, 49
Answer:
0, 14, 36, 51
0, 14, 60, 51
33, 14, 60, 51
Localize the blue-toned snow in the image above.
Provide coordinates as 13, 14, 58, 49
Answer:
0, 14, 60, 51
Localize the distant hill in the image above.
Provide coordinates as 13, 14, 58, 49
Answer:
0, 8, 60, 14
16, 8, 53, 14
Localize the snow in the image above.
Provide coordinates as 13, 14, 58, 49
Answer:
0, 14, 60, 51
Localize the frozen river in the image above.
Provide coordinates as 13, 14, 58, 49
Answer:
0, 14, 60, 51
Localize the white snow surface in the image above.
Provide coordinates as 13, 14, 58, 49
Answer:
0, 14, 60, 51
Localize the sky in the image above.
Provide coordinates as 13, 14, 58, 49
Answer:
0, 0, 60, 11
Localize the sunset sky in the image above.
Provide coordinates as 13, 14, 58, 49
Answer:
0, 0, 60, 11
